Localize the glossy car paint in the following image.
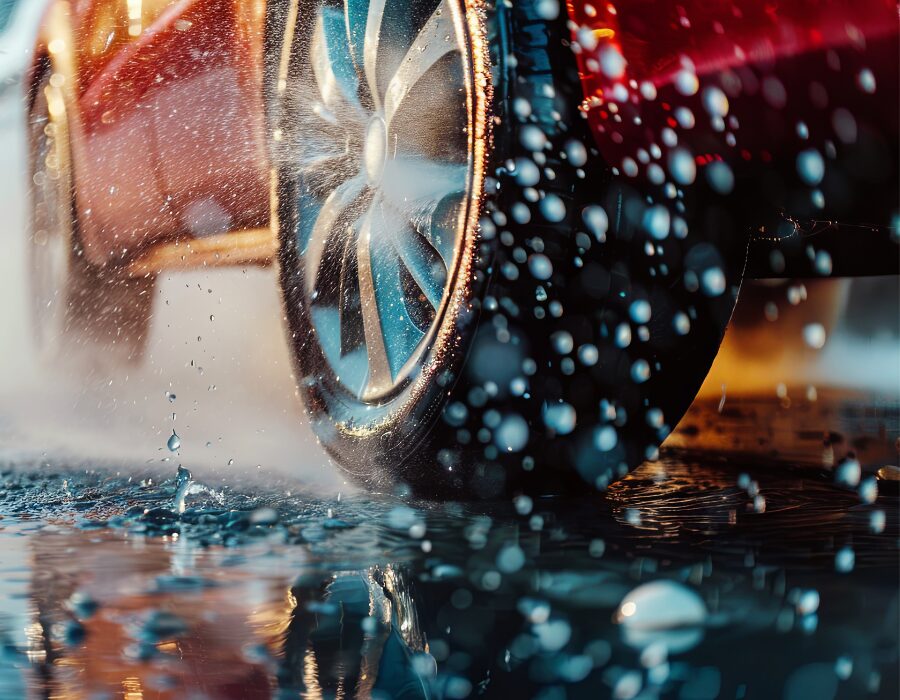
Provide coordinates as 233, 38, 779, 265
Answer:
36, 0, 268, 265
36, 0, 898, 266
565, 0, 898, 230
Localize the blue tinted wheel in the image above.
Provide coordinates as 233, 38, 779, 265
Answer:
270, 0, 746, 498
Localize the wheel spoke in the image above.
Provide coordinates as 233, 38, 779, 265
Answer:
356, 206, 393, 396
385, 54, 467, 164
363, 0, 389, 111
304, 175, 366, 296
393, 218, 447, 309
311, 7, 364, 116
357, 201, 426, 396
421, 191, 465, 266
384, 0, 458, 128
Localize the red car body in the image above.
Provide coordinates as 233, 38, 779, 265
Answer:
36, 0, 269, 266
33, 0, 898, 270
569, 0, 898, 227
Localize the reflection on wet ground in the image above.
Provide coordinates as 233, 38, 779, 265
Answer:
0, 389, 897, 699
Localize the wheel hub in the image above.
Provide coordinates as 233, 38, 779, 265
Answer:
363, 116, 387, 186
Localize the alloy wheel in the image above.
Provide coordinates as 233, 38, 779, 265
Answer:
292, 0, 475, 402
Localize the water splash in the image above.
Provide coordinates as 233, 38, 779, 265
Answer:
172, 465, 224, 515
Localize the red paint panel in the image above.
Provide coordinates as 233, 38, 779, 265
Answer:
565, 0, 898, 225
72, 0, 268, 263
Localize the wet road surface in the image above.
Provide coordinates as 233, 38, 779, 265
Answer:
0, 389, 897, 699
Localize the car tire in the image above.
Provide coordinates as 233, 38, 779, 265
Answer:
28, 59, 154, 364
269, 0, 747, 498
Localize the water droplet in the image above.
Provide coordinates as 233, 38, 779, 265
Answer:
631, 359, 651, 383
835, 546, 855, 573
629, 299, 652, 324
528, 253, 554, 281
646, 408, 664, 428
675, 68, 699, 96
612, 671, 643, 700
639, 81, 657, 100
784, 663, 838, 700
551, 330, 574, 354
519, 125, 547, 152
858, 476, 878, 504
594, 425, 618, 451
646, 163, 665, 185
835, 458, 861, 487
814, 250, 833, 276
796, 149, 825, 186
167, 431, 181, 452
857, 68, 876, 93
564, 139, 587, 167
386, 505, 417, 530
444, 401, 468, 427
616, 581, 707, 653
643, 204, 670, 240
582, 205, 609, 241
835, 656, 853, 681
795, 589, 820, 615
494, 414, 529, 452
542, 401, 576, 435
540, 194, 566, 223
621, 157, 639, 177
599, 45, 626, 79
513, 97, 531, 119
802, 323, 827, 349
701, 267, 727, 296
138, 610, 188, 643
534, 618, 572, 652
705, 161, 734, 194
496, 544, 525, 573
762, 76, 787, 108
514, 157, 540, 186
702, 86, 729, 117
578, 344, 599, 365
513, 494, 533, 515
668, 148, 696, 185
535, 0, 560, 20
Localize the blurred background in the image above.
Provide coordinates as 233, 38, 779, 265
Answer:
0, 0, 335, 488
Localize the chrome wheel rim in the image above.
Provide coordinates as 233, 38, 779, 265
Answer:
293, 0, 473, 402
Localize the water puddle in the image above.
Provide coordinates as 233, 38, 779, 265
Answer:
0, 389, 896, 699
